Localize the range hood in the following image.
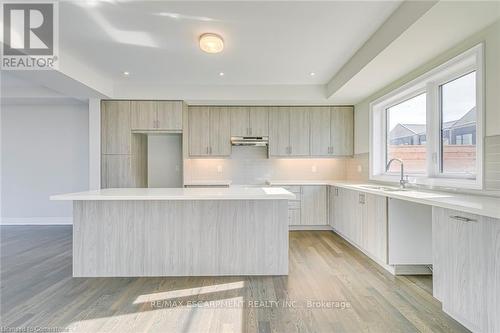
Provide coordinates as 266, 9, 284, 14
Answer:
231, 136, 269, 147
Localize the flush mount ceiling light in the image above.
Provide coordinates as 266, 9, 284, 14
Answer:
199, 33, 224, 53
123, 71, 130, 77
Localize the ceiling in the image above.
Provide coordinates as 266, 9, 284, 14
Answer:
59, 1, 401, 85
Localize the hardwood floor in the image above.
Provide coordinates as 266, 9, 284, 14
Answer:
0, 226, 468, 333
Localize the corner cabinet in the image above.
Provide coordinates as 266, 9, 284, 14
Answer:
432, 207, 500, 333
188, 106, 231, 157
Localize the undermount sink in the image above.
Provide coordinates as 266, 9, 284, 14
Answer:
358, 185, 408, 192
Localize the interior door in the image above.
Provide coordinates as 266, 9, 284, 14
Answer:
331, 106, 354, 156
188, 106, 210, 156
269, 107, 290, 156
310, 107, 331, 156
289, 107, 310, 156
131, 101, 157, 130
209, 107, 231, 156
156, 101, 182, 130
230, 107, 249, 136
249, 106, 269, 136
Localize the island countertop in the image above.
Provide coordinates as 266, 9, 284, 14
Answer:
50, 187, 295, 201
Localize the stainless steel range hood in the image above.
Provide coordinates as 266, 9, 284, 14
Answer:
231, 136, 269, 147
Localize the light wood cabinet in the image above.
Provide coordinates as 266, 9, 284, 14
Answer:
362, 193, 387, 263
189, 106, 231, 157
289, 108, 310, 156
209, 107, 231, 156
330, 186, 387, 263
269, 107, 290, 156
230, 106, 269, 137
101, 100, 131, 154
310, 107, 331, 156
331, 106, 353, 156
249, 107, 269, 136
269, 107, 310, 156
131, 101, 182, 131
432, 207, 494, 333
230, 107, 249, 136
300, 186, 327, 225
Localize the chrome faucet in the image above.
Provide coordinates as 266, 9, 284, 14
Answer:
386, 158, 408, 189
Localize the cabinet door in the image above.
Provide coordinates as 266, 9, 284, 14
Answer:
363, 193, 387, 263
101, 154, 134, 188
269, 107, 290, 156
329, 187, 338, 229
443, 209, 486, 333
331, 106, 353, 156
209, 107, 231, 156
300, 186, 327, 225
101, 101, 131, 154
249, 106, 269, 136
157, 101, 182, 130
310, 107, 331, 156
188, 107, 210, 156
230, 107, 249, 136
485, 216, 500, 333
288, 209, 301, 226
289, 107, 310, 156
131, 101, 157, 130
343, 189, 363, 246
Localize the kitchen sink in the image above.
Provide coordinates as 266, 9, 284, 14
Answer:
358, 185, 408, 192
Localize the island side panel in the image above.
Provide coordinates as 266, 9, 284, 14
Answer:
73, 199, 288, 277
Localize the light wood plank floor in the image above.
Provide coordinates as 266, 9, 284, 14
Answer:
0, 226, 468, 333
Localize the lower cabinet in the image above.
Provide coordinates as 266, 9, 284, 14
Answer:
329, 186, 387, 264
432, 207, 500, 333
278, 185, 328, 226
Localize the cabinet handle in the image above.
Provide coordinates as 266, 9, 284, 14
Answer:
358, 193, 365, 204
249, 127, 252, 135
206, 147, 209, 154
450, 215, 477, 223
209, 147, 212, 154
289, 146, 292, 154
335, 188, 339, 196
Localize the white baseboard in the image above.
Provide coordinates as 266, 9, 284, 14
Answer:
0, 217, 73, 225
289, 225, 332, 231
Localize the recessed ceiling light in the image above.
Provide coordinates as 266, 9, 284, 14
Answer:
219, 72, 225, 76
309, 72, 316, 76
199, 33, 224, 54
123, 71, 130, 76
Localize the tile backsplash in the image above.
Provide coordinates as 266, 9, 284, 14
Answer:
185, 146, 348, 184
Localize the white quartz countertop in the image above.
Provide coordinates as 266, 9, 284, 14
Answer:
50, 187, 295, 201
267, 180, 500, 219
184, 180, 232, 186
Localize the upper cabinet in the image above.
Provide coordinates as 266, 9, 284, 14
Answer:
269, 107, 310, 156
230, 106, 269, 137
131, 101, 182, 131
310, 106, 354, 157
101, 100, 132, 154
189, 106, 231, 157
331, 106, 353, 156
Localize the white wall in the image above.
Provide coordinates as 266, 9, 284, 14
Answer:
354, 20, 500, 154
148, 134, 183, 188
1, 102, 89, 224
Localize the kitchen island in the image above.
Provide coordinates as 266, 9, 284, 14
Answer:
51, 187, 294, 277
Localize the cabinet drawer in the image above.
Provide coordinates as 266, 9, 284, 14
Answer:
288, 209, 301, 225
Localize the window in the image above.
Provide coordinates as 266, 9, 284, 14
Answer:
370, 44, 483, 189
386, 93, 427, 174
440, 71, 476, 176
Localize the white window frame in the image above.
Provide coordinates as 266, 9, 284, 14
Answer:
369, 44, 484, 189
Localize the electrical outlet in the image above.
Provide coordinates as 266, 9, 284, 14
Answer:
357, 164, 362, 173
217, 165, 223, 173
311, 165, 317, 173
